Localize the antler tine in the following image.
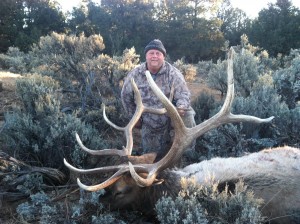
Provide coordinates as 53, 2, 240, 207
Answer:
77, 169, 125, 191
64, 158, 125, 174
127, 47, 275, 187
73, 104, 132, 157
219, 47, 235, 114
102, 104, 124, 131
75, 133, 127, 157
77, 177, 121, 192
64, 157, 152, 191
191, 47, 274, 139
129, 162, 158, 187
122, 78, 145, 154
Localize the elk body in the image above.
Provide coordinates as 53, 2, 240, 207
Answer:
179, 146, 300, 223
99, 146, 300, 223
64, 49, 300, 223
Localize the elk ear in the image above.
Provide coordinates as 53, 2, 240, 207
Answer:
122, 152, 157, 165
153, 178, 164, 185
135, 173, 164, 185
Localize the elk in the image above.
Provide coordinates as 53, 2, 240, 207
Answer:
64, 48, 300, 223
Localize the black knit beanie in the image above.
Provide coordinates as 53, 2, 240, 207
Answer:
144, 39, 166, 56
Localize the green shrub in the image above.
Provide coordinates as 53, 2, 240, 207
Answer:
1, 74, 107, 170
16, 190, 127, 223
273, 55, 300, 109
192, 92, 218, 124
1, 33, 139, 136
91, 214, 127, 224
196, 124, 247, 159
28, 32, 139, 117
16, 173, 44, 195
155, 192, 208, 224
156, 177, 264, 224
282, 106, 300, 147
0, 53, 11, 70
233, 49, 260, 97
194, 76, 296, 158
15, 73, 61, 117
0, 47, 30, 73
207, 49, 259, 98
207, 59, 228, 97
232, 73, 299, 146
196, 60, 214, 81
16, 192, 54, 223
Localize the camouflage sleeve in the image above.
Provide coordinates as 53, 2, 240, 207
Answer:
121, 74, 136, 118
171, 68, 191, 109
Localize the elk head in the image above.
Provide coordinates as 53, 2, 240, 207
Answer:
64, 48, 274, 212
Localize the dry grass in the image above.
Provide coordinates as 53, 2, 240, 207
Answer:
187, 82, 221, 102
0, 71, 21, 89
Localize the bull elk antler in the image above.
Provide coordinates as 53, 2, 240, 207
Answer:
64, 48, 274, 190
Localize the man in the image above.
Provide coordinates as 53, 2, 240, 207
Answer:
121, 39, 195, 159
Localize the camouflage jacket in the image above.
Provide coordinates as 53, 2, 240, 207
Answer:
121, 61, 191, 130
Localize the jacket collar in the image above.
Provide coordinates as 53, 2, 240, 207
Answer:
143, 61, 167, 76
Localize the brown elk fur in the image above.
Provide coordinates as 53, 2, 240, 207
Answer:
101, 146, 300, 224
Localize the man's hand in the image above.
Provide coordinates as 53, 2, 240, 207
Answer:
177, 107, 186, 117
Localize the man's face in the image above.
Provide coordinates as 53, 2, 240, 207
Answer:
146, 49, 165, 72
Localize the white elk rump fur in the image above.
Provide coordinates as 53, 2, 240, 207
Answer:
175, 146, 300, 223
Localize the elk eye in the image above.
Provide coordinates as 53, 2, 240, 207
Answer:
113, 191, 123, 199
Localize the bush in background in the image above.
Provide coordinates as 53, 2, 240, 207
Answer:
194, 45, 300, 160
207, 48, 259, 97
273, 53, 300, 109
28, 32, 139, 116
0, 47, 30, 73
192, 92, 218, 124
174, 59, 197, 82
0, 74, 107, 170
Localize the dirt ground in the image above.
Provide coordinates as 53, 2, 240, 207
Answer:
188, 81, 219, 102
